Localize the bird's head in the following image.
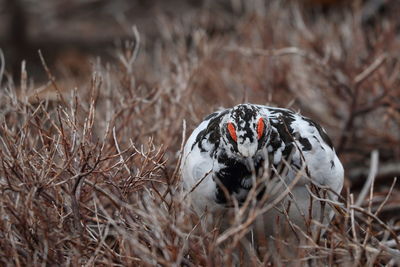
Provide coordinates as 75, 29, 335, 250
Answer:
221, 104, 270, 159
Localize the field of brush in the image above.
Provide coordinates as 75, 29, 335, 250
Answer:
0, 0, 399, 265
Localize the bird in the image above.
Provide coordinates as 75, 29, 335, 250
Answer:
180, 103, 344, 238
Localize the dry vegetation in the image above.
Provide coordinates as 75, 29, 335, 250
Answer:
0, 0, 400, 265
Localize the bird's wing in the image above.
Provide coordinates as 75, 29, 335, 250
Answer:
180, 110, 229, 210
257, 106, 344, 192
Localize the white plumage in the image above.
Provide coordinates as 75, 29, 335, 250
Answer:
181, 104, 344, 237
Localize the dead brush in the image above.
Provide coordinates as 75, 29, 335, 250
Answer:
0, 0, 400, 266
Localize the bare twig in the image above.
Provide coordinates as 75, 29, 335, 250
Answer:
354, 54, 387, 85
38, 50, 67, 106
355, 150, 379, 207
0, 48, 4, 85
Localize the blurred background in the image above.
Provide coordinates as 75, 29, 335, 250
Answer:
0, 0, 394, 81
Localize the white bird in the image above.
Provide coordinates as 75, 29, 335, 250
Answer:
181, 103, 344, 237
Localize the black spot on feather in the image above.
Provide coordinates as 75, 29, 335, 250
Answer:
298, 136, 312, 151
302, 117, 333, 149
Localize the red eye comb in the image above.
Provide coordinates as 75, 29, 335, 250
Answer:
227, 122, 237, 142
257, 118, 264, 140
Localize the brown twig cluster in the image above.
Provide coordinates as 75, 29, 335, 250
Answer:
0, 0, 400, 265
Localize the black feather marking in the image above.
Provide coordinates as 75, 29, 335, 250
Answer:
269, 108, 333, 150
269, 109, 296, 121
270, 120, 293, 144
191, 110, 229, 154
312, 135, 325, 150
214, 151, 264, 205
298, 136, 312, 151
204, 112, 219, 121
302, 117, 333, 149
231, 105, 259, 144
214, 154, 250, 204
268, 131, 283, 151
192, 129, 207, 152
282, 143, 295, 158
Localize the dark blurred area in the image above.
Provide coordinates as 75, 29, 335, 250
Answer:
0, 0, 162, 81
0, 0, 393, 83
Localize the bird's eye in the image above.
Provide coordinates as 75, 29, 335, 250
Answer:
227, 122, 237, 142
257, 118, 265, 140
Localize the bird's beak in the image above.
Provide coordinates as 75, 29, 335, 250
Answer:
237, 143, 257, 158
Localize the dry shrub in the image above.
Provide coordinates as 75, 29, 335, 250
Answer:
0, 0, 399, 265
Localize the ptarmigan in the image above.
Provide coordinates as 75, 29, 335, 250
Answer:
181, 104, 344, 237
